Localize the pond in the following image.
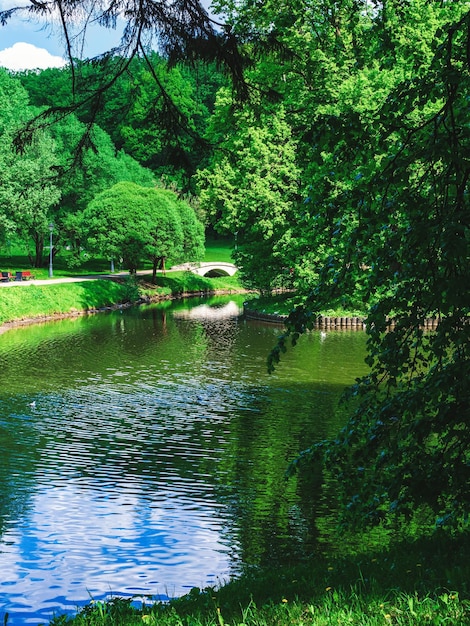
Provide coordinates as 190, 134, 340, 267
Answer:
0, 295, 368, 624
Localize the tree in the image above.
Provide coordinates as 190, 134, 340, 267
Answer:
199, 0, 469, 529
158, 189, 205, 265
198, 101, 301, 294
0, 68, 29, 245
2, 133, 61, 267
138, 189, 184, 280
0, 69, 61, 266
81, 182, 204, 278
266, 6, 470, 530
0, 0, 249, 156
49, 113, 155, 264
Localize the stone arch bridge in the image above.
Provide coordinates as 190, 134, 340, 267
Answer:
171, 262, 238, 277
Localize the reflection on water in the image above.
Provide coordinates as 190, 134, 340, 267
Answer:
0, 296, 367, 624
172, 300, 241, 320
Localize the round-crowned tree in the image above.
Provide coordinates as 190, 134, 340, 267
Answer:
82, 182, 204, 279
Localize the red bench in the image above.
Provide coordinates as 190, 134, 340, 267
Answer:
15, 271, 35, 281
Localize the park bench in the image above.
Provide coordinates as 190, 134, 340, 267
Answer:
1, 271, 12, 282
15, 270, 35, 281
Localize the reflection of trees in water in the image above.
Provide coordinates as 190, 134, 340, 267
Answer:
214, 383, 350, 568
172, 304, 242, 379
0, 299, 366, 573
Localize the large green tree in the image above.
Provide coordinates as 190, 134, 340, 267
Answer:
204, 0, 469, 529
198, 102, 301, 294
264, 4, 470, 529
49, 114, 155, 264
1, 132, 61, 267
0, 69, 61, 266
82, 182, 203, 278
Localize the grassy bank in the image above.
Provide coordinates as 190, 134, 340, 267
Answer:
47, 531, 469, 625
243, 292, 367, 319
0, 272, 244, 326
139, 271, 243, 299
0, 280, 128, 325
0, 238, 243, 327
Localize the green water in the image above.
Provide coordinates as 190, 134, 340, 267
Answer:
0, 295, 367, 624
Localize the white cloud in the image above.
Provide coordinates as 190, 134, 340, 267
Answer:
0, 41, 66, 70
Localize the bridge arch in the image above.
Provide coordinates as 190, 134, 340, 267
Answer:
200, 267, 230, 277
171, 262, 238, 277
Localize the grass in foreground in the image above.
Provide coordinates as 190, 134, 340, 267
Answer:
46, 531, 470, 625
50, 589, 468, 626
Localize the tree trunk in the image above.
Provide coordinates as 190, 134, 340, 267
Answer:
152, 258, 158, 283
34, 235, 44, 268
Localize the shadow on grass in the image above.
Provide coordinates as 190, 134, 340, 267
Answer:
166, 529, 470, 622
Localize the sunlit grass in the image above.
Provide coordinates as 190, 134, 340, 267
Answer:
0, 281, 129, 324
48, 592, 470, 625
0, 273, 244, 325
244, 292, 367, 318
203, 238, 234, 264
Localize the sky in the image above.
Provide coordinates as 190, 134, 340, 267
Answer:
0, 0, 126, 71
0, 0, 219, 72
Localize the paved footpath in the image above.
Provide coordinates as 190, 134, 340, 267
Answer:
0, 271, 151, 288
0, 262, 237, 288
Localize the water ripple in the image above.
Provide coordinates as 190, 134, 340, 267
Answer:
0, 300, 367, 623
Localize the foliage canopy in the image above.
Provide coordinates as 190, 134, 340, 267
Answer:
260, 3, 470, 530
82, 182, 204, 277
0, 0, 249, 157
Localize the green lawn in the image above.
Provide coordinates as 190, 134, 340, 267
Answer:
203, 237, 234, 263
0, 237, 234, 280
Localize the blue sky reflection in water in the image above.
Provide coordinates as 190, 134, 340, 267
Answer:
0, 296, 368, 624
